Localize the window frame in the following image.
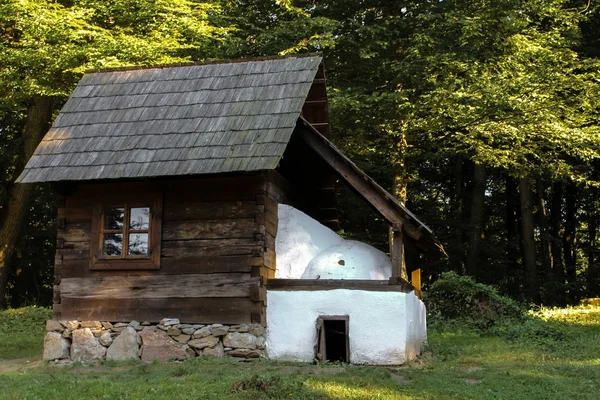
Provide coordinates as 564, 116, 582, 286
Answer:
90, 193, 162, 270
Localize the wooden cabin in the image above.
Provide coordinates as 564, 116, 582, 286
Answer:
18, 54, 443, 364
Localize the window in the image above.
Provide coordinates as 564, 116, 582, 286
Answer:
90, 194, 162, 270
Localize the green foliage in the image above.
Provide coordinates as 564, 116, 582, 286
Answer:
425, 271, 523, 329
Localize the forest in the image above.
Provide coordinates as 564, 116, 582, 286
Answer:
1, 0, 600, 309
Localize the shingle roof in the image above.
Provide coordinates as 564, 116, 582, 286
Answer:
17, 55, 322, 183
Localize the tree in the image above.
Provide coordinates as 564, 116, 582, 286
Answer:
0, 0, 231, 308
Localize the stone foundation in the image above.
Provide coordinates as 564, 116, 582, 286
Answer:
43, 319, 266, 363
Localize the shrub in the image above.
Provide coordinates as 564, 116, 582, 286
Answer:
424, 271, 523, 330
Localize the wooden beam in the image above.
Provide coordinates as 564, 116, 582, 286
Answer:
267, 279, 414, 293
392, 227, 404, 278
297, 123, 423, 241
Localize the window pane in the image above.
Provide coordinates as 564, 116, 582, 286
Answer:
104, 208, 124, 230
103, 233, 123, 256
128, 233, 149, 256
130, 207, 150, 230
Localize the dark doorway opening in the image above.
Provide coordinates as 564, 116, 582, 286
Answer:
316, 316, 349, 363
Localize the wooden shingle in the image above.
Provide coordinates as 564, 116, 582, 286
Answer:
18, 55, 322, 183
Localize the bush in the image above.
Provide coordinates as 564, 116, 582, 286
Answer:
425, 271, 523, 330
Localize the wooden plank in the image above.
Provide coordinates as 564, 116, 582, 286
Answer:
57, 222, 90, 242
392, 227, 403, 278
162, 218, 257, 240
264, 210, 278, 238
164, 201, 262, 221
256, 194, 278, 215
58, 207, 92, 223
58, 255, 255, 278
59, 297, 254, 324
60, 273, 260, 299
267, 279, 414, 293
162, 238, 262, 258
263, 248, 276, 270
411, 268, 422, 292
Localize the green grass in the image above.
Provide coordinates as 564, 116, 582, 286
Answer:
0, 306, 599, 399
0, 306, 51, 360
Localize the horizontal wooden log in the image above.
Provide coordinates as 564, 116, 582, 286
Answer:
57, 222, 90, 243
263, 248, 276, 270
265, 233, 275, 251
162, 238, 262, 258
59, 297, 255, 324
57, 255, 256, 278
267, 279, 415, 293
57, 242, 89, 262
58, 207, 92, 223
162, 218, 257, 240
256, 194, 278, 215
265, 210, 278, 237
164, 201, 262, 221
60, 273, 260, 299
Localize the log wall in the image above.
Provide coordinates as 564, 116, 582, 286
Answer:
53, 173, 278, 325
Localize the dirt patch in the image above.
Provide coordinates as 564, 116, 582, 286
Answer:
0, 357, 42, 374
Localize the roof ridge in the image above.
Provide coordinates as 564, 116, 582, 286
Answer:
85, 52, 323, 74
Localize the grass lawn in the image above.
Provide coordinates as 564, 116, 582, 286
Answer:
0, 306, 598, 399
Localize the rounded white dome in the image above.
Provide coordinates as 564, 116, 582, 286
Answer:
301, 240, 392, 280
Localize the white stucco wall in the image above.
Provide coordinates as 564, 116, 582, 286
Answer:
266, 289, 427, 365
275, 204, 392, 279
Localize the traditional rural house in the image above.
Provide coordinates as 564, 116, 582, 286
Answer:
18, 54, 443, 364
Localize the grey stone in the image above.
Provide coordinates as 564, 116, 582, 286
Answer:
156, 324, 168, 331
61, 330, 71, 339
112, 326, 127, 333
202, 342, 224, 358
160, 318, 180, 326
113, 322, 128, 328
192, 326, 211, 338
99, 331, 113, 347
80, 321, 102, 330
249, 324, 265, 337
140, 327, 191, 361
175, 324, 192, 329
223, 332, 257, 349
71, 328, 106, 362
43, 332, 70, 361
182, 328, 195, 335
136, 333, 142, 346
224, 347, 233, 351
141, 321, 151, 326
226, 348, 264, 359
167, 327, 182, 336
188, 336, 219, 351
256, 336, 266, 350
185, 345, 196, 359
101, 322, 113, 329
107, 327, 139, 361
191, 324, 205, 330
60, 320, 79, 331
46, 320, 64, 332
210, 324, 229, 337
128, 320, 140, 328
173, 334, 191, 344
229, 324, 249, 333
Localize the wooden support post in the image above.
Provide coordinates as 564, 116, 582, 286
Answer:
411, 269, 422, 291
391, 223, 403, 278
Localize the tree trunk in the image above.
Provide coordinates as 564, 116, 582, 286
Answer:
536, 176, 552, 297
451, 155, 465, 272
550, 181, 565, 303
563, 181, 578, 300
587, 194, 599, 296
0, 96, 54, 309
519, 176, 538, 301
466, 163, 486, 278
505, 175, 519, 297
390, 132, 408, 280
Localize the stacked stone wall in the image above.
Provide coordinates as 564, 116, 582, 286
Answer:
43, 318, 266, 363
